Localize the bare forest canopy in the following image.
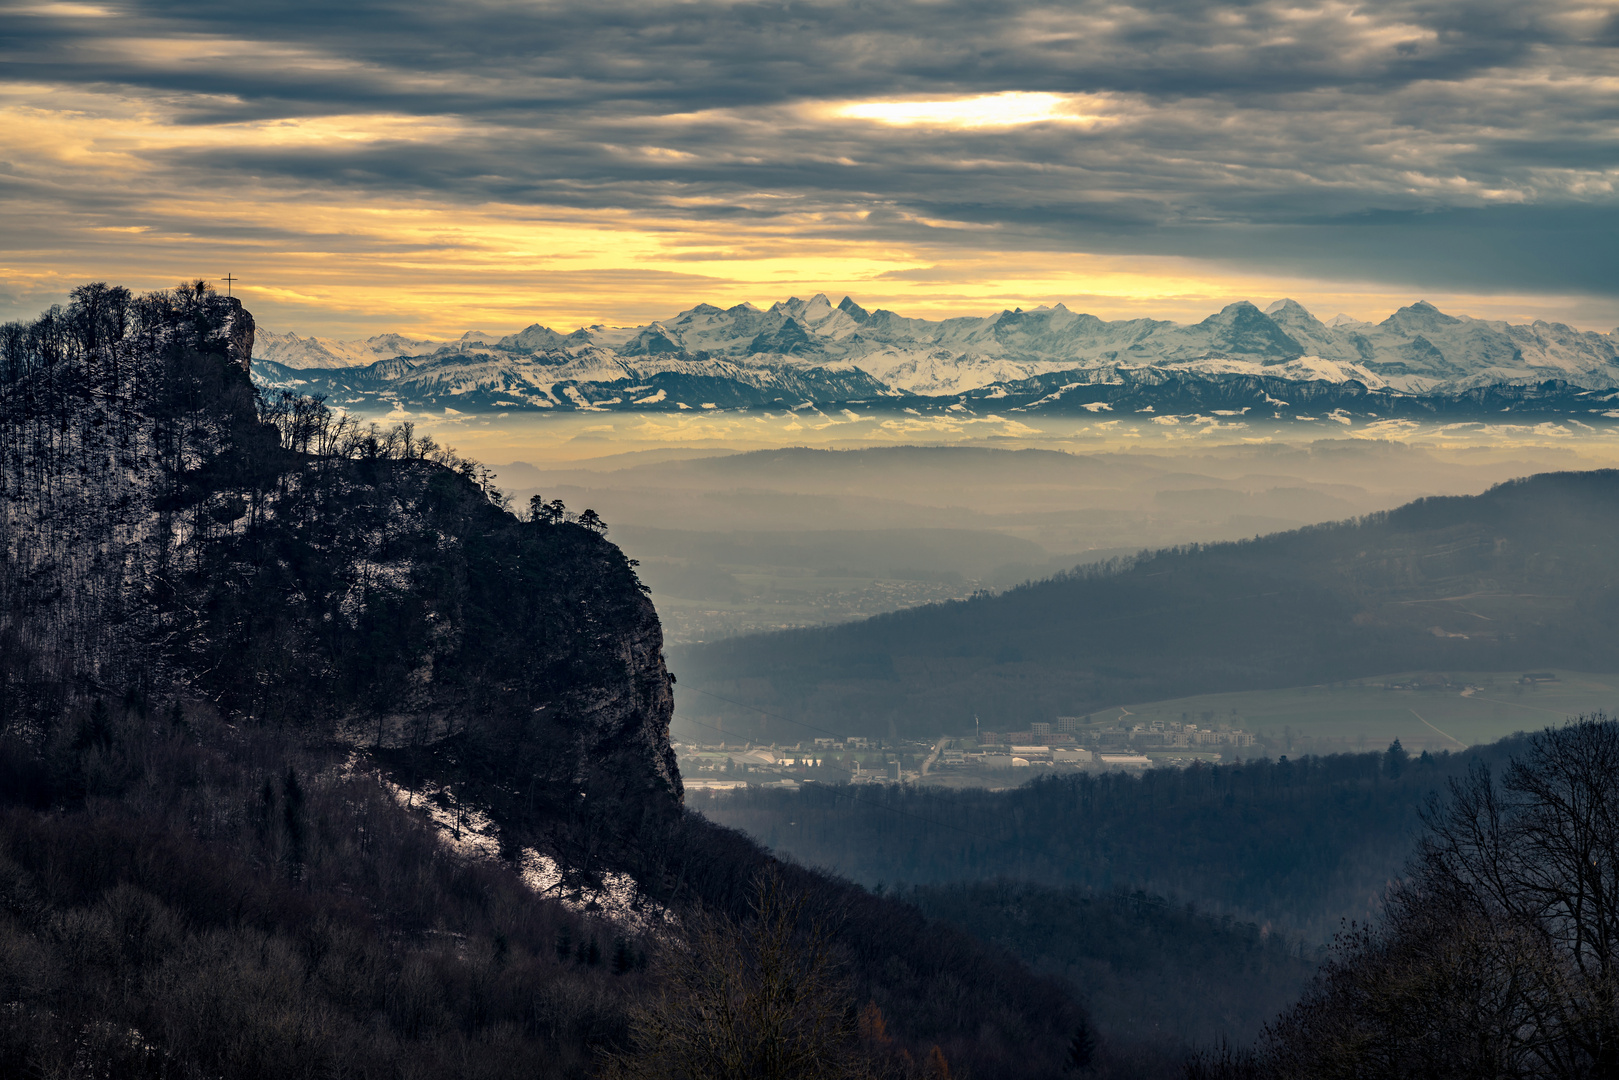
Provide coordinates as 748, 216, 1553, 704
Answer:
693, 742, 1483, 937
698, 725, 1619, 1070
671, 470, 1619, 741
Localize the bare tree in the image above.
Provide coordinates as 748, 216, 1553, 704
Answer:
1410, 715, 1619, 1076
1261, 908, 1552, 1080
1257, 716, 1619, 1080
604, 866, 875, 1080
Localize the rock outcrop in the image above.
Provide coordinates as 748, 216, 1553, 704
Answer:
0, 281, 680, 845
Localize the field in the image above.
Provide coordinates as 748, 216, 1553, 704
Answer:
1087, 670, 1619, 755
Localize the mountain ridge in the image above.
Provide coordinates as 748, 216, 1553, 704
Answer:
256, 296, 1619, 398
251, 296, 1619, 420
0, 282, 682, 839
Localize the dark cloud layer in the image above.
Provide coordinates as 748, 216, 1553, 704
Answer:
2, 0, 1617, 298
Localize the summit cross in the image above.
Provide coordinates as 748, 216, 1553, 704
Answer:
222, 273, 237, 296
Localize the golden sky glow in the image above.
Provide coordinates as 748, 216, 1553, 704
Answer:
6, 168, 1616, 339
3, 0, 1617, 338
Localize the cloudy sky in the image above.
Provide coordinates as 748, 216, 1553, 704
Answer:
2, 0, 1616, 336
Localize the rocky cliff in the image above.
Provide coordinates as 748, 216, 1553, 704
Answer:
0, 281, 680, 845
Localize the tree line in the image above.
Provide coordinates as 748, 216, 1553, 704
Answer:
258, 387, 607, 532
695, 741, 1495, 941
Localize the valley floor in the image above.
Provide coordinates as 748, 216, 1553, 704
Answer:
1102, 667, 1619, 755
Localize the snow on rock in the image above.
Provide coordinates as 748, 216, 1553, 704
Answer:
386, 776, 675, 934
518, 851, 676, 934
255, 298, 1619, 407
1156, 354, 1390, 389
256, 329, 446, 369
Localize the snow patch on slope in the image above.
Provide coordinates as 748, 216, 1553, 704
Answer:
383, 774, 674, 933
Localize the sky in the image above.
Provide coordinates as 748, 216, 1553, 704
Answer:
2, 0, 1617, 338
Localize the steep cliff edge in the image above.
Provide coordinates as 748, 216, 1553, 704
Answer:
0, 281, 680, 840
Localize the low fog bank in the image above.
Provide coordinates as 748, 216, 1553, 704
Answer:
488, 438, 1592, 643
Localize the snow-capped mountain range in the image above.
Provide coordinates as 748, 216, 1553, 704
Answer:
252, 296, 1619, 416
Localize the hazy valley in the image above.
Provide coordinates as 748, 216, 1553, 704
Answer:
482, 440, 1601, 646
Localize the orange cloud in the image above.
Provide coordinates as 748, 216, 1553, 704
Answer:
2, 93, 1617, 336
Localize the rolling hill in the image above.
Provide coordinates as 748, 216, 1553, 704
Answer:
670, 470, 1619, 741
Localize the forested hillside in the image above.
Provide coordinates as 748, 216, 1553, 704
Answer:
910, 882, 1317, 1050
674, 472, 1619, 739
696, 739, 1526, 1058
696, 742, 1508, 940
0, 692, 1103, 1079
0, 283, 1099, 1079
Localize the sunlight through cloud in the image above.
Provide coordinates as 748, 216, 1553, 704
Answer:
13, 3, 115, 15
833, 92, 1113, 129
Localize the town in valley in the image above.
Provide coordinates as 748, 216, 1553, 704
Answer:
679, 715, 1258, 791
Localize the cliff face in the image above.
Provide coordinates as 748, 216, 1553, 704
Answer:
0, 283, 680, 844
224, 301, 255, 370
178, 451, 684, 826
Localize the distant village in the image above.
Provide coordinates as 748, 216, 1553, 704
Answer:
679, 715, 1257, 791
